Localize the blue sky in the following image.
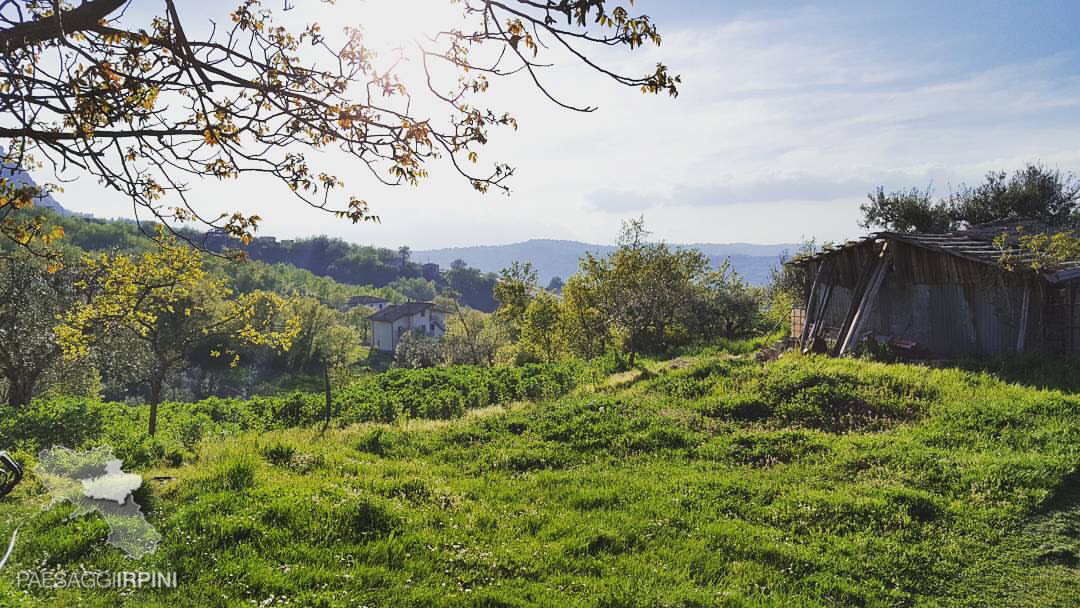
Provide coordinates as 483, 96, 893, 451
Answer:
50, 1, 1080, 248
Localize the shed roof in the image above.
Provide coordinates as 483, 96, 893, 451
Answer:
791, 220, 1080, 283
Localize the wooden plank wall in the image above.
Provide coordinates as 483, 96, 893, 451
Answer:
803, 239, 1046, 356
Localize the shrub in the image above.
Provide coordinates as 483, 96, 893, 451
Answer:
0, 398, 106, 453
205, 457, 257, 491
336, 362, 585, 425
259, 441, 297, 466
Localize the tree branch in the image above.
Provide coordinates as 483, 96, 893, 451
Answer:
0, 0, 127, 53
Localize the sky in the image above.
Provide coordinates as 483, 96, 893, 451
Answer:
40, 0, 1080, 248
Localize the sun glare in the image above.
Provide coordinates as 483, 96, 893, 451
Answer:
343, 0, 468, 56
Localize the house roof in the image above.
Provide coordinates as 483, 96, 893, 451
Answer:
368, 301, 436, 322
790, 220, 1080, 283
348, 295, 389, 306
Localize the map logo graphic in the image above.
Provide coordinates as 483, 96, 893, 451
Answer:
34, 446, 161, 559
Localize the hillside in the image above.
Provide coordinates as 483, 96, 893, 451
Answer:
26, 212, 502, 311
1, 349, 1077, 606
416, 239, 799, 286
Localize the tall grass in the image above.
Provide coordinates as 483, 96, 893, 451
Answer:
0, 353, 1078, 606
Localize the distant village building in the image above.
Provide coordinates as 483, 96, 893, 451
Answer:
369, 302, 446, 353
346, 295, 390, 312
422, 263, 441, 281
789, 220, 1080, 358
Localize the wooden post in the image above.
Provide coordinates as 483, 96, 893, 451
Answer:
838, 243, 892, 356
800, 260, 827, 345
1016, 279, 1031, 354
804, 281, 835, 353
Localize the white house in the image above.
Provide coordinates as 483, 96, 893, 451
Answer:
369, 302, 446, 353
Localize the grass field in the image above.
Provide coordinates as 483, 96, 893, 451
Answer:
0, 351, 1078, 607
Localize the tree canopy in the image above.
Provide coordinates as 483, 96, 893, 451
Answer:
57, 232, 297, 434
0, 250, 80, 406
0, 0, 678, 250
860, 164, 1080, 233
570, 218, 760, 363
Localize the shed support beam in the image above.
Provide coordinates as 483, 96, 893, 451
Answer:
1016, 279, 1031, 354
837, 242, 892, 356
804, 282, 835, 354
800, 260, 829, 345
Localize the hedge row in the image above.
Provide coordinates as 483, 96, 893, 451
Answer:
0, 362, 591, 468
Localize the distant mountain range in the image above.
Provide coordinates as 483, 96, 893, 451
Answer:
1, 158, 794, 286
416, 239, 800, 286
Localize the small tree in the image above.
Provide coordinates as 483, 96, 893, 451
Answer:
559, 274, 612, 360
284, 297, 362, 427
580, 218, 711, 364
387, 277, 436, 302
546, 276, 565, 293
688, 261, 761, 339
862, 163, 1080, 233
948, 165, 1080, 227
394, 330, 444, 369
441, 294, 507, 366
314, 325, 362, 429
59, 236, 297, 435
860, 186, 953, 233
521, 292, 563, 363
494, 261, 539, 340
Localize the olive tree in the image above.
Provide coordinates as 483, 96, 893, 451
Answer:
0, 251, 80, 406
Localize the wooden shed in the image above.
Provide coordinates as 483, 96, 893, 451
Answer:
789, 221, 1080, 358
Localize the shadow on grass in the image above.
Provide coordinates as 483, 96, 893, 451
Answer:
946, 355, 1080, 394
1027, 468, 1080, 567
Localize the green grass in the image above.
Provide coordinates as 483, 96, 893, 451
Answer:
0, 353, 1078, 606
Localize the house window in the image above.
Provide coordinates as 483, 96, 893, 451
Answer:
430, 323, 435, 331
420, 309, 426, 317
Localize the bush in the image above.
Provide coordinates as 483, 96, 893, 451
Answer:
0, 398, 106, 453
393, 329, 444, 369
259, 441, 297, 466
0, 362, 587, 469
336, 362, 585, 425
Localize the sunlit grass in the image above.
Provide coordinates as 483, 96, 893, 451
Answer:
0, 349, 1078, 606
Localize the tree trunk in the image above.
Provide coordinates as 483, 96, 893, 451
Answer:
148, 375, 163, 436
7, 376, 35, 408
194, 367, 208, 400
7, 365, 45, 408
322, 362, 333, 430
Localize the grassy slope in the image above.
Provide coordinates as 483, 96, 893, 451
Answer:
1, 354, 1078, 607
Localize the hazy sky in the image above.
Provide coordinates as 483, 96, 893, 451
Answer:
42, 1, 1080, 248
